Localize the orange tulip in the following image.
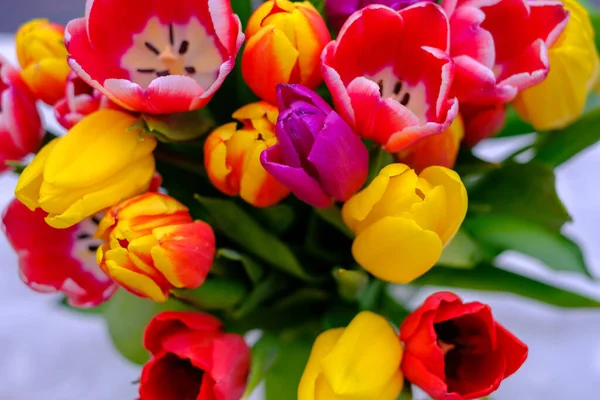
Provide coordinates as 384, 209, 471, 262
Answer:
242, 0, 331, 104
204, 101, 290, 207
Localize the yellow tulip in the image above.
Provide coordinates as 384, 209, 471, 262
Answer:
298, 311, 404, 400
15, 109, 157, 229
342, 163, 467, 283
513, 0, 599, 130
16, 19, 70, 105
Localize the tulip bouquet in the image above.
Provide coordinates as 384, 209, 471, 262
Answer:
1, 0, 600, 398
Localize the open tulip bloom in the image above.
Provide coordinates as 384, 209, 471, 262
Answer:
1, 0, 599, 398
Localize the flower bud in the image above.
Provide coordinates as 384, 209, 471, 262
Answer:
96, 193, 216, 302
204, 101, 290, 207
16, 19, 70, 105
261, 84, 368, 208
242, 0, 331, 104
342, 163, 468, 283
14, 109, 157, 229
299, 311, 404, 400
0, 56, 43, 173
513, 0, 599, 130
398, 114, 464, 172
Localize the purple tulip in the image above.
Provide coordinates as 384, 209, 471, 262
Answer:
325, 0, 426, 32
260, 84, 368, 208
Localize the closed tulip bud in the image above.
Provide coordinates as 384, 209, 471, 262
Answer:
204, 101, 290, 207
16, 19, 70, 105
242, 0, 331, 104
342, 163, 468, 283
261, 84, 368, 208
14, 109, 157, 229
96, 193, 216, 302
298, 311, 404, 400
512, 0, 599, 130
398, 114, 464, 173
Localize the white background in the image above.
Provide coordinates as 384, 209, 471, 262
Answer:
1, 35, 600, 399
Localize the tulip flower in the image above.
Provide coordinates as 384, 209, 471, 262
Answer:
513, 0, 600, 131
140, 311, 250, 400
14, 109, 157, 229
325, 0, 422, 32
398, 114, 464, 172
321, 3, 458, 153
242, 0, 331, 104
261, 84, 368, 208
443, 0, 568, 105
400, 292, 528, 399
96, 193, 216, 302
205, 101, 291, 207
2, 198, 117, 307
54, 72, 115, 130
65, 0, 244, 114
0, 56, 43, 173
342, 163, 467, 283
16, 19, 70, 105
298, 311, 404, 400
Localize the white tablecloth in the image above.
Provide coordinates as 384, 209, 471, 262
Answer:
1, 34, 600, 399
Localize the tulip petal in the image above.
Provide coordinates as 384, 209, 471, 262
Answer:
352, 216, 442, 283
261, 145, 332, 208
103, 260, 167, 302
419, 166, 468, 245
307, 112, 368, 202
342, 163, 410, 232
150, 221, 215, 289
210, 334, 252, 400
495, 323, 528, 377
298, 328, 344, 400
14, 139, 58, 211
320, 311, 403, 398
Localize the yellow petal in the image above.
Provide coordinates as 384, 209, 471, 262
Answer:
14, 138, 60, 211
103, 260, 167, 302
342, 163, 410, 233
352, 216, 442, 283
418, 166, 467, 245
43, 155, 155, 228
409, 185, 446, 233
298, 328, 344, 400
43, 110, 156, 188
319, 311, 403, 399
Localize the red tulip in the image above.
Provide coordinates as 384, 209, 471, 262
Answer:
1, 198, 117, 307
140, 311, 250, 400
0, 56, 43, 173
400, 292, 528, 400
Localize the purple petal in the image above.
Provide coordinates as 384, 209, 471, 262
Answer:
276, 110, 316, 165
261, 147, 333, 208
276, 84, 333, 114
308, 112, 368, 202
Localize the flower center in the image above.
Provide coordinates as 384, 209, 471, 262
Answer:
367, 67, 428, 123
121, 17, 224, 90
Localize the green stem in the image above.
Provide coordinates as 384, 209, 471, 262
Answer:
314, 205, 355, 239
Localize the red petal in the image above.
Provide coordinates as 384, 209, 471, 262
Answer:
139, 352, 204, 400
209, 334, 251, 400
495, 322, 528, 377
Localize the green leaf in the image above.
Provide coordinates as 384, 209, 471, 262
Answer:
218, 249, 265, 285
231, 272, 291, 319
437, 230, 484, 269
4, 160, 27, 174
314, 205, 355, 238
253, 203, 296, 235
468, 162, 570, 231
534, 107, 600, 167
243, 333, 279, 399
58, 296, 107, 315
195, 195, 314, 281
265, 333, 316, 400
413, 265, 600, 308
171, 278, 248, 310
141, 109, 215, 142
231, 0, 253, 30
465, 214, 592, 277
102, 290, 192, 365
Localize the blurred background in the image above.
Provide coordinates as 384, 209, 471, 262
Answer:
1, 1, 600, 399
